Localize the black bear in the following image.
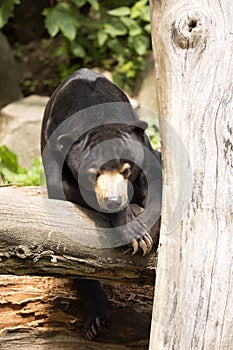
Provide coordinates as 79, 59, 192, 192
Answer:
41, 68, 162, 339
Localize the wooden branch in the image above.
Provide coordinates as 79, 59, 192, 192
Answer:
149, 0, 233, 349
0, 187, 156, 285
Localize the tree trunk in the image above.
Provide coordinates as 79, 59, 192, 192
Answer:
149, 1, 233, 349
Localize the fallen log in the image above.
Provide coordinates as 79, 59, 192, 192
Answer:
0, 186, 156, 349
0, 186, 157, 284
0, 275, 154, 349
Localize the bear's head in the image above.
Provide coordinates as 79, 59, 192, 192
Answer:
88, 160, 133, 211
57, 122, 148, 212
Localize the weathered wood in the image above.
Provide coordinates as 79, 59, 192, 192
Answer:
0, 275, 154, 349
0, 186, 156, 284
149, 1, 233, 349
0, 186, 157, 348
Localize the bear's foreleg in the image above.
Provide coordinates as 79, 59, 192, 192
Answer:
73, 279, 107, 340
105, 206, 157, 256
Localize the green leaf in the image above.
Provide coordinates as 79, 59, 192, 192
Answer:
70, 41, 86, 58
146, 125, 161, 150
144, 23, 151, 33
0, 145, 25, 174
133, 35, 149, 55
87, 0, 99, 11
1, 168, 26, 185
141, 6, 150, 22
52, 42, 69, 59
107, 39, 125, 56
104, 21, 127, 37
71, 0, 87, 7
0, 0, 20, 28
22, 157, 45, 186
120, 61, 136, 78
120, 17, 142, 36
108, 6, 130, 17
43, 3, 79, 41
97, 30, 108, 47
131, 0, 148, 19
43, 8, 59, 37
0, 145, 45, 186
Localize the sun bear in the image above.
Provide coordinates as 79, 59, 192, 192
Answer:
41, 68, 162, 340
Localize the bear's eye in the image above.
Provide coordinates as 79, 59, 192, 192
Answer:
88, 168, 100, 183
121, 168, 129, 176
120, 164, 131, 178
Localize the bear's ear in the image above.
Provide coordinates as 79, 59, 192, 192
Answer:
56, 133, 71, 152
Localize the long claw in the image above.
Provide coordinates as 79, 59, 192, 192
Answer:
91, 324, 97, 336
143, 234, 153, 253
131, 239, 139, 255
95, 317, 101, 328
144, 233, 153, 244
139, 239, 148, 256
83, 316, 105, 340
130, 234, 154, 256
85, 330, 92, 340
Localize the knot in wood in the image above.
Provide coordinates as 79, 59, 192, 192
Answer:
15, 245, 31, 258
172, 11, 207, 49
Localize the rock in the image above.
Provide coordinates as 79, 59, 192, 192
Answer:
0, 32, 21, 109
0, 95, 49, 168
92, 67, 113, 82
134, 52, 157, 112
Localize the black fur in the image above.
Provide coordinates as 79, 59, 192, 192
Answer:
41, 68, 162, 339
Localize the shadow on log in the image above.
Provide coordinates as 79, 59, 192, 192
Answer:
0, 186, 157, 349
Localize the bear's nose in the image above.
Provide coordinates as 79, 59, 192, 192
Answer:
104, 196, 122, 210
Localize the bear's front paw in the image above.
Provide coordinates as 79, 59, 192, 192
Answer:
83, 315, 106, 340
131, 233, 153, 256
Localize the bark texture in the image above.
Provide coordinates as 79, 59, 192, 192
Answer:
0, 275, 154, 349
149, 1, 233, 349
0, 186, 156, 284
0, 186, 156, 349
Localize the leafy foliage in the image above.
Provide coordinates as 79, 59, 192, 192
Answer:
0, 0, 20, 28
1, 0, 152, 91
42, 0, 151, 90
43, 2, 80, 41
0, 146, 45, 186
146, 125, 161, 150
